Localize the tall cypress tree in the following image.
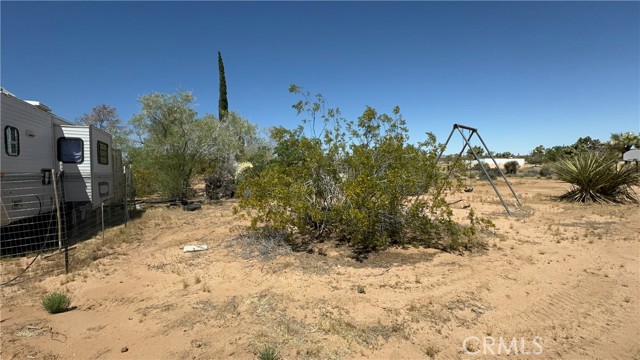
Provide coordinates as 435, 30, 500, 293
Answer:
218, 51, 228, 121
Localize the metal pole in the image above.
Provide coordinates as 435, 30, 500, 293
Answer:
51, 169, 63, 250
435, 126, 457, 165
474, 132, 522, 207
436, 124, 475, 173
101, 202, 105, 242
57, 164, 69, 274
456, 127, 512, 215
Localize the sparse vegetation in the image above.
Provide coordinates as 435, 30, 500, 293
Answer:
42, 292, 71, 314
4, 178, 639, 359
539, 165, 553, 177
257, 345, 281, 360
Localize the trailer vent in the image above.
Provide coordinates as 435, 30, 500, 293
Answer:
99, 182, 110, 197
25, 100, 52, 112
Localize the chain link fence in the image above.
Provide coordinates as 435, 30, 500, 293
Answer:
1, 168, 134, 287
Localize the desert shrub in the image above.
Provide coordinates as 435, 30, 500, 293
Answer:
504, 161, 519, 175
478, 168, 501, 180
554, 151, 640, 203
257, 345, 280, 360
471, 162, 489, 171
42, 292, 71, 314
523, 167, 539, 177
205, 163, 236, 200
237, 86, 488, 253
539, 165, 553, 177
470, 162, 501, 179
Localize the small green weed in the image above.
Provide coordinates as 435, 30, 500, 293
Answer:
257, 345, 281, 360
42, 292, 71, 314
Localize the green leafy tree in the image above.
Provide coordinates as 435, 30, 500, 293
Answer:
129, 90, 267, 199
466, 145, 485, 159
528, 145, 546, 166
218, 51, 228, 121
78, 104, 131, 151
545, 145, 573, 163
237, 86, 489, 254
129, 91, 207, 200
571, 136, 603, 154
494, 151, 515, 158
608, 132, 640, 157
200, 111, 272, 199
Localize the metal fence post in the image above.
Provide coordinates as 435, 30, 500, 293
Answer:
52, 169, 63, 250
101, 202, 105, 242
57, 165, 69, 274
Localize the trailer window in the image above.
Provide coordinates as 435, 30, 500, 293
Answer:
4, 126, 19, 156
57, 138, 84, 164
97, 141, 109, 165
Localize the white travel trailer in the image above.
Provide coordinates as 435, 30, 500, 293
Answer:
1, 88, 122, 231
54, 125, 116, 206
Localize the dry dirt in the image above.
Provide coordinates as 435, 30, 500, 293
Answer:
1, 178, 639, 359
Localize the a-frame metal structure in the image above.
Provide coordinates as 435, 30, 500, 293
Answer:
436, 124, 522, 215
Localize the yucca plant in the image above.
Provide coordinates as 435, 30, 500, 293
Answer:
554, 151, 640, 203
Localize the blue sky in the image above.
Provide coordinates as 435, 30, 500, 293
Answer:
2, 1, 638, 155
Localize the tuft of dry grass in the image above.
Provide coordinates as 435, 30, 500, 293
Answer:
226, 229, 292, 261
423, 344, 440, 359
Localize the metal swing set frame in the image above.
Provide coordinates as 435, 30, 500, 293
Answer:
435, 124, 522, 215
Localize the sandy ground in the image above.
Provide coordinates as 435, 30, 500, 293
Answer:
1, 178, 639, 360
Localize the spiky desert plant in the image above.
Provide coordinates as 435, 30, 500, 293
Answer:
554, 151, 640, 203
257, 345, 280, 360
42, 292, 72, 314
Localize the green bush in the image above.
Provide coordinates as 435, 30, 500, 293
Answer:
237, 86, 488, 253
471, 162, 489, 171
554, 151, 640, 203
470, 162, 501, 179
42, 292, 71, 314
257, 345, 280, 360
478, 168, 501, 180
504, 161, 519, 175
539, 165, 553, 177
523, 167, 539, 177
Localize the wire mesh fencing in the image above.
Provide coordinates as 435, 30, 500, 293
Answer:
1, 168, 134, 287
1, 171, 66, 286
64, 202, 130, 246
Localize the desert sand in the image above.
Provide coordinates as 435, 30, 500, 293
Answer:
1, 178, 639, 359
